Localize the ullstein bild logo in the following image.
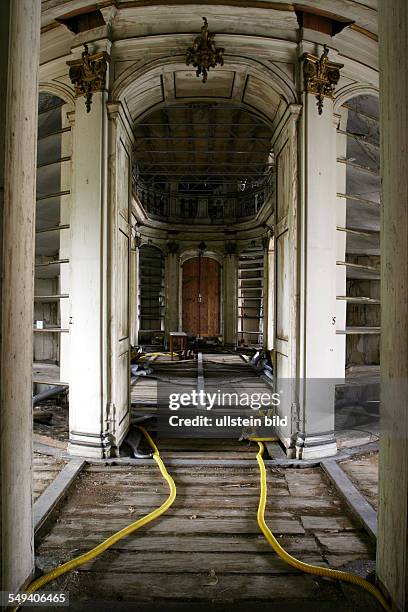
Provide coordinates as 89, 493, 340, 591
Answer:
157, 387, 288, 438
167, 413, 288, 428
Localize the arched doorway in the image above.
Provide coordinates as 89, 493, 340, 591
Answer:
182, 256, 221, 338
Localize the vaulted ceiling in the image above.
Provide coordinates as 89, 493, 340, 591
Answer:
133, 103, 274, 186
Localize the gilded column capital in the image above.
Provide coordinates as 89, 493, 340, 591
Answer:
67, 44, 110, 113
302, 45, 343, 115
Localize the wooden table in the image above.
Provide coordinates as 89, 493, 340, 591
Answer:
169, 332, 187, 360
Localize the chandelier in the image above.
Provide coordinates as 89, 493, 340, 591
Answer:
186, 17, 224, 83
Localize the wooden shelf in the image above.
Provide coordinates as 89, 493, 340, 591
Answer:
336, 327, 381, 335
336, 296, 380, 304
337, 157, 379, 176
336, 226, 379, 238
239, 278, 263, 283
336, 261, 380, 280
36, 190, 70, 202
37, 156, 71, 170
33, 327, 69, 333
34, 294, 69, 302
336, 129, 379, 149
336, 192, 380, 207
36, 224, 70, 235
37, 126, 71, 142
32, 378, 68, 386
35, 258, 69, 268
32, 362, 68, 386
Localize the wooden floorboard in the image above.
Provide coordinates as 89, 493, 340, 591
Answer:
37, 448, 375, 606
34, 352, 379, 608
33, 452, 66, 503
339, 453, 378, 511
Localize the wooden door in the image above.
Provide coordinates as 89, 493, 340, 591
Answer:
182, 257, 220, 337
110, 133, 131, 449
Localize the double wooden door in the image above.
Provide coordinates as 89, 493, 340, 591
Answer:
182, 256, 220, 337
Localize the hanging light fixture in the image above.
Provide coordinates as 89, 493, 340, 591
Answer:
186, 17, 224, 83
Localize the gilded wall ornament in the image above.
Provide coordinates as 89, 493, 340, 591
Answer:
186, 17, 224, 83
68, 44, 110, 113
166, 240, 179, 255
225, 242, 237, 256
303, 45, 343, 115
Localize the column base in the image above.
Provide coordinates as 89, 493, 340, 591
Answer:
295, 431, 337, 460
275, 433, 297, 459
68, 431, 112, 459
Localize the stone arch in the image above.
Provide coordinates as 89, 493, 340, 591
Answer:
112, 53, 297, 129
179, 248, 224, 266
38, 83, 75, 110
334, 83, 379, 113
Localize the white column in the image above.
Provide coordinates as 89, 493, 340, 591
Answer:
377, 1, 408, 609
68, 82, 110, 457
0, 0, 41, 591
296, 52, 338, 459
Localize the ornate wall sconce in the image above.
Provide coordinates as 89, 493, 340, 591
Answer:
225, 242, 237, 256
303, 45, 343, 115
68, 44, 110, 113
166, 240, 179, 255
186, 17, 224, 83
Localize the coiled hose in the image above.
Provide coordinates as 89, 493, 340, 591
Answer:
254, 439, 391, 612
12, 427, 176, 612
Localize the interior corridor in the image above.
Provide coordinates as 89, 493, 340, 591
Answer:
1, 1, 407, 611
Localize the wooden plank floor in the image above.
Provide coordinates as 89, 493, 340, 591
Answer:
36, 442, 376, 608
33, 351, 380, 609
33, 452, 66, 503
131, 357, 197, 408
340, 453, 379, 510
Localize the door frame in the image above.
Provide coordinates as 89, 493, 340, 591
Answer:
179, 249, 224, 341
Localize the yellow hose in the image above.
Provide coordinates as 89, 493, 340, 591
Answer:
255, 439, 391, 612
138, 352, 178, 360
13, 427, 176, 612
13, 431, 390, 612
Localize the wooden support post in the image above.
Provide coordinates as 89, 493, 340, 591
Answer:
377, 1, 408, 609
0, 0, 41, 591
